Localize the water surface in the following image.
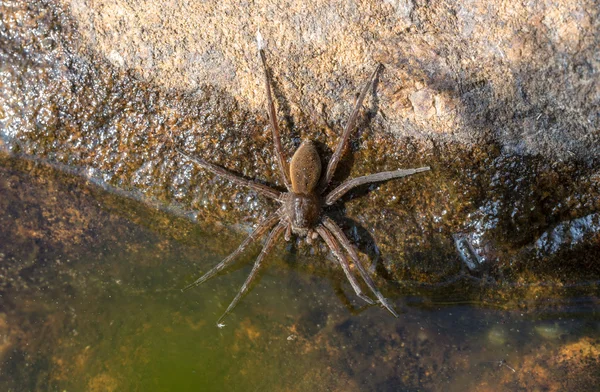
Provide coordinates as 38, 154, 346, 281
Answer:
1, 156, 598, 392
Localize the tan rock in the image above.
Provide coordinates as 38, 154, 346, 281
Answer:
60, 0, 599, 160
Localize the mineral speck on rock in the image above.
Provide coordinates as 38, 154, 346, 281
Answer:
409, 89, 435, 120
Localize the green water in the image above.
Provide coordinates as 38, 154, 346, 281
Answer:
1, 157, 599, 391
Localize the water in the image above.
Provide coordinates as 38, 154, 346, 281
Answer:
1, 155, 598, 392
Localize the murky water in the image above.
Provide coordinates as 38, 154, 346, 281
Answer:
1, 155, 599, 392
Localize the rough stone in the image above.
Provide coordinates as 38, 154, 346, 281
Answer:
61, 0, 600, 161
1, 0, 599, 289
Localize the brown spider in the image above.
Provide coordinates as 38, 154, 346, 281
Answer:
177, 44, 430, 325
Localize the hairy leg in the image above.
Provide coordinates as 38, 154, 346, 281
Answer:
217, 221, 286, 324
284, 221, 292, 242
176, 149, 282, 200
259, 48, 292, 191
182, 212, 281, 291
320, 64, 382, 192
322, 216, 399, 317
316, 225, 375, 305
325, 166, 430, 205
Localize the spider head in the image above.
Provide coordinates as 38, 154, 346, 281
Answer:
284, 192, 321, 236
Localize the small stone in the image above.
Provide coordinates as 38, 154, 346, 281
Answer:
487, 325, 507, 346
409, 89, 435, 120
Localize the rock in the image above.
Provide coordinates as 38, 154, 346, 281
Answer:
409, 89, 435, 120
59, 0, 599, 160
1, 0, 599, 287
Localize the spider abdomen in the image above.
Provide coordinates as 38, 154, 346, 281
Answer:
289, 141, 321, 194
284, 192, 321, 234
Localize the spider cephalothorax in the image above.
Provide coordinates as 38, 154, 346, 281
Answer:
178, 40, 429, 325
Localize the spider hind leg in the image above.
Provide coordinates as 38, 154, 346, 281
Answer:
316, 225, 376, 306
323, 216, 399, 317
182, 212, 280, 292
216, 221, 286, 325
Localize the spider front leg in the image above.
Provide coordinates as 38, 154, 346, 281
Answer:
217, 221, 286, 325
322, 216, 399, 317
320, 64, 383, 192
325, 166, 430, 205
315, 225, 375, 305
176, 149, 282, 200
182, 211, 281, 291
258, 45, 292, 191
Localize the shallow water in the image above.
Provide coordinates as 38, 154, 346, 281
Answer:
1, 156, 599, 392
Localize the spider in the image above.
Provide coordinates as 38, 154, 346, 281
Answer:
177, 42, 430, 325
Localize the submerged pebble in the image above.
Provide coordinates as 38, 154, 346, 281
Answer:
487, 325, 508, 346
535, 323, 566, 340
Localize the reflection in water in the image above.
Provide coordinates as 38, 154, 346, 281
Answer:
1, 156, 599, 391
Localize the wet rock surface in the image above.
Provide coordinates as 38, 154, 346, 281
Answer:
1, 0, 599, 285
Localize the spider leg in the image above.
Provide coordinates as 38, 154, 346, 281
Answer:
315, 225, 376, 305
322, 216, 399, 317
182, 212, 281, 291
176, 149, 282, 200
217, 221, 286, 324
259, 48, 292, 191
319, 64, 383, 193
325, 166, 430, 205
284, 220, 292, 241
